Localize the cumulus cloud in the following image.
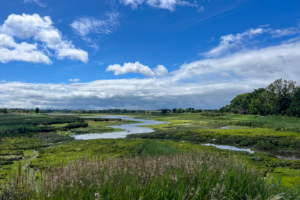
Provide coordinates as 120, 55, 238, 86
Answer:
24, 0, 46, 8
119, 0, 198, 11
0, 13, 88, 64
106, 61, 156, 77
154, 65, 169, 77
106, 62, 169, 77
0, 34, 52, 64
69, 78, 81, 82
1, 26, 300, 109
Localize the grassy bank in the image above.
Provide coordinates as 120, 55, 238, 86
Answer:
3, 146, 293, 199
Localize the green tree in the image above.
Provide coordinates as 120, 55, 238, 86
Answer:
266, 79, 296, 115
172, 108, 177, 113
35, 107, 40, 113
177, 108, 184, 113
161, 109, 170, 114
0, 108, 8, 113
185, 108, 191, 113
286, 87, 300, 117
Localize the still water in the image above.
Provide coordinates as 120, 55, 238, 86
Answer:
72, 115, 166, 140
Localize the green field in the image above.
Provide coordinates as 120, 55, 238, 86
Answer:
1, 112, 300, 199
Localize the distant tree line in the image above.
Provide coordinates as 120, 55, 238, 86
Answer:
80, 109, 148, 114
161, 108, 203, 114
219, 79, 300, 117
0, 108, 42, 114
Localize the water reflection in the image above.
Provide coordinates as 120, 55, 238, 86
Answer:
202, 143, 255, 153
72, 116, 166, 140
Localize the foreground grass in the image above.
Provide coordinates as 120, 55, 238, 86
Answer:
2, 149, 292, 200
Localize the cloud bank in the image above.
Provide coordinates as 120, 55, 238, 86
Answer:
0, 13, 88, 64
1, 25, 300, 109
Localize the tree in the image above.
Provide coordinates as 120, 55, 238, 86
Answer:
286, 87, 300, 117
177, 108, 184, 113
35, 107, 40, 113
266, 79, 296, 115
161, 109, 170, 114
185, 108, 191, 113
172, 108, 177, 113
0, 108, 8, 113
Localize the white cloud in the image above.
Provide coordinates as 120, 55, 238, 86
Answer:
106, 62, 169, 77
206, 25, 300, 58
71, 13, 119, 37
154, 65, 169, 77
119, 0, 198, 11
24, 0, 46, 8
120, 0, 144, 9
106, 61, 155, 77
69, 78, 81, 82
174, 38, 300, 82
1, 26, 300, 109
205, 28, 264, 57
70, 13, 119, 49
0, 13, 88, 64
271, 27, 300, 38
0, 34, 52, 64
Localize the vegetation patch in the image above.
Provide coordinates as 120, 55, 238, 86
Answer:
30, 139, 142, 169
3, 150, 295, 200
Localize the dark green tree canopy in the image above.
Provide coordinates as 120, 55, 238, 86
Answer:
220, 79, 300, 117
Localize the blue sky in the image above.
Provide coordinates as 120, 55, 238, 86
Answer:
0, 0, 300, 109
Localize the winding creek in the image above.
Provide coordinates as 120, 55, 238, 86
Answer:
72, 116, 166, 140
71, 115, 300, 161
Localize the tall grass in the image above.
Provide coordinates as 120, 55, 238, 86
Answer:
136, 140, 179, 156
1, 150, 293, 200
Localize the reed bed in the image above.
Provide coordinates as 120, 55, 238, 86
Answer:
0, 151, 289, 200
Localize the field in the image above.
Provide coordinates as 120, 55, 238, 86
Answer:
1, 112, 300, 199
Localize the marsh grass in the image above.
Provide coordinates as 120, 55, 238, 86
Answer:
1, 150, 293, 200
136, 140, 179, 156
129, 113, 300, 133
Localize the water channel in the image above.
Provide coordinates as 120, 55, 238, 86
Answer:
72, 115, 166, 140
72, 116, 300, 160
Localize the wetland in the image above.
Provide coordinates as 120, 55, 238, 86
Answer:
1, 112, 300, 199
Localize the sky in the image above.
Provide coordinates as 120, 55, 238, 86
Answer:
0, 0, 300, 110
